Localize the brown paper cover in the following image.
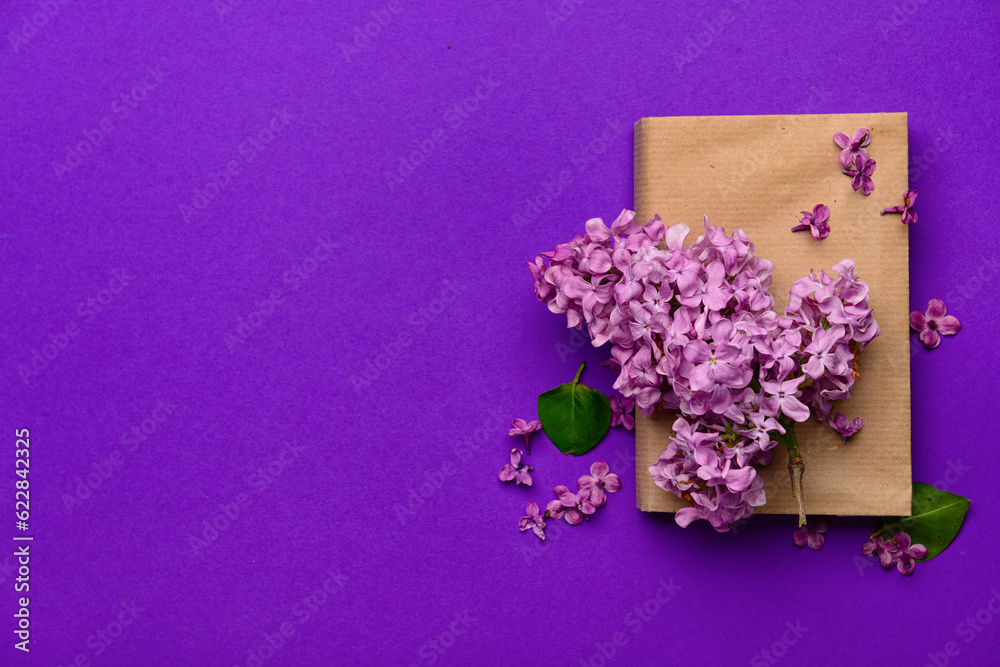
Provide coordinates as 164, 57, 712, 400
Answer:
633, 113, 910, 516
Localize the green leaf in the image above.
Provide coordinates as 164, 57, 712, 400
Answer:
881, 482, 971, 561
536, 362, 612, 456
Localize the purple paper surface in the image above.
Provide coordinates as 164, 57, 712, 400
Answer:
1, 1, 998, 665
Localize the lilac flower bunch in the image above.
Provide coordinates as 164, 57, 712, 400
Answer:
529, 211, 879, 531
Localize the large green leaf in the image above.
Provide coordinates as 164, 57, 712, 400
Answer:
536, 362, 611, 456
881, 482, 971, 561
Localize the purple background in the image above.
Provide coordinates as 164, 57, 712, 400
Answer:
2, 1, 999, 665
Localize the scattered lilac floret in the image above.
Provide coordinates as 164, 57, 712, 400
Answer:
843, 155, 876, 195
518, 501, 546, 540
791, 204, 831, 240
880, 189, 918, 224
862, 535, 899, 568
508, 418, 542, 454
910, 298, 961, 349
577, 461, 622, 507
833, 128, 871, 168
827, 413, 863, 443
499, 448, 533, 486
793, 520, 828, 550
892, 532, 928, 575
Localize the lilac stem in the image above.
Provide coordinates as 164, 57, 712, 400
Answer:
775, 420, 807, 527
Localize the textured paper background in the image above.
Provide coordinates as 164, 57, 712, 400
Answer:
2, 2, 999, 665
634, 113, 911, 516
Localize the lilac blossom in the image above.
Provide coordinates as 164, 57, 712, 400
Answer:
499, 448, 533, 486
828, 413, 863, 443
910, 298, 961, 349
793, 520, 828, 550
518, 502, 546, 540
610, 395, 635, 430
682, 340, 750, 392
863, 535, 901, 568
802, 325, 850, 380
833, 128, 871, 168
508, 418, 542, 454
843, 155, 876, 195
880, 189, 918, 224
891, 532, 928, 575
760, 376, 810, 422
791, 204, 831, 240
529, 211, 879, 532
546, 485, 596, 525
694, 447, 756, 492
578, 461, 622, 506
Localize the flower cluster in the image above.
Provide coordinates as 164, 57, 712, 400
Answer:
529, 211, 879, 531
862, 531, 927, 575
518, 462, 620, 540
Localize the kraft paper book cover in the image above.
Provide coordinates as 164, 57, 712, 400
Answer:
633, 113, 911, 516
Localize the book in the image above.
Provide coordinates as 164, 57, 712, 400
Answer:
633, 113, 911, 516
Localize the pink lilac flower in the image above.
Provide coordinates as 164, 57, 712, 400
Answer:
499, 448, 533, 486
518, 501, 547, 540
843, 155, 876, 195
802, 324, 850, 380
891, 531, 928, 575
793, 520, 828, 550
610, 395, 635, 430
546, 485, 596, 525
682, 340, 751, 392
577, 461, 621, 507
828, 413, 863, 443
695, 447, 756, 492
862, 531, 927, 574
880, 189, 918, 224
833, 128, 871, 168
508, 418, 542, 454
529, 211, 879, 532
791, 204, 831, 240
760, 376, 810, 422
910, 298, 961, 349
862, 535, 899, 568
